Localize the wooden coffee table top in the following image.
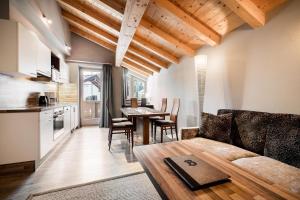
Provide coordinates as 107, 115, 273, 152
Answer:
134, 140, 299, 200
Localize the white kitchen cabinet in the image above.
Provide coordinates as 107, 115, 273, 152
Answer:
36, 40, 51, 77
59, 61, 69, 83
0, 19, 37, 77
64, 106, 71, 134
39, 110, 54, 159
70, 105, 79, 130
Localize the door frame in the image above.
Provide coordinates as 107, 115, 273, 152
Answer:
78, 64, 103, 127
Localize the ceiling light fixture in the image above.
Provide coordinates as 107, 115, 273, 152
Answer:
41, 14, 52, 25
65, 44, 71, 51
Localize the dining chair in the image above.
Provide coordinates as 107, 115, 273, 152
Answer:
106, 99, 128, 123
141, 98, 147, 107
154, 98, 180, 143
149, 98, 167, 137
130, 98, 138, 108
107, 102, 134, 150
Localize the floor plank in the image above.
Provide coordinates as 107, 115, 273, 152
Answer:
0, 126, 177, 200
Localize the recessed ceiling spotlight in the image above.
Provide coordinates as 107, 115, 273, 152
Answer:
65, 44, 71, 51
41, 13, 52, 25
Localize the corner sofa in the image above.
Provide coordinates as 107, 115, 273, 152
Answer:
181, 109, 300, 195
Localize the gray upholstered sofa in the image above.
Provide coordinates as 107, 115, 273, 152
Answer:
181, 109, 300, 195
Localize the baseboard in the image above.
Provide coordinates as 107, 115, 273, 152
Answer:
0, 161, 35, 176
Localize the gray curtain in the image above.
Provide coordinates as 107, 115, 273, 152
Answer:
121, 67, 128, 106
101, 64, 113, 128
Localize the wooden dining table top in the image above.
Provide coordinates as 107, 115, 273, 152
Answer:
121, 107, 169, 117
134, 140, 300, 200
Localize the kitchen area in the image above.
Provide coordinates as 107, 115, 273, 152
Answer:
0, 3, 79, 173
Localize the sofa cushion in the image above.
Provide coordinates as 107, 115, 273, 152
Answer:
218, 109, 271, 155
200, 112, 232, 144
233, 156, 300, 195
264, 114, 300, 168
235, 111, 272, 155
188, 138, 258, 161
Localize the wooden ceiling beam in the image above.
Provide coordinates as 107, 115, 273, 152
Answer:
153, 0, 221, 46
98, 0, 185, 60
62, 10, 118, 44
122, 63, 150, 77
123, 58, 153, 75
127, 45, 168, 69
132, 35, 179, 64
69, 25, 116, 52
139, 19, 195, 56
220, 0, 266, 28
124, 53, 160, 73
63, 10, 168, 69
58, 0, 120, 31
115, 0, 150, 67
70, 25, 157, 75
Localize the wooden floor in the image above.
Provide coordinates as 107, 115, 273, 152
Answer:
0, 127, 146, 200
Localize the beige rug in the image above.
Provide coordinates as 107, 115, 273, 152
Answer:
27, 172, 162, 200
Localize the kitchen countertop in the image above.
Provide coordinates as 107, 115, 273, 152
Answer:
0, 103, 77, 113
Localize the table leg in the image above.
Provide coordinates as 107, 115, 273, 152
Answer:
143, 117, 150, 145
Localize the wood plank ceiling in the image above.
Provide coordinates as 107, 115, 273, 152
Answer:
57, 0, 287, 77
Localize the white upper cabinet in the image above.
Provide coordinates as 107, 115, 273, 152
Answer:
0, 20, 38, 77
36, 40, 51, 77
59, 60, 69, 83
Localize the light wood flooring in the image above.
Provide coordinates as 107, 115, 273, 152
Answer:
0, 126, 175, 200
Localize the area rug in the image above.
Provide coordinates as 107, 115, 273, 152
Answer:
27, 172, 162, 200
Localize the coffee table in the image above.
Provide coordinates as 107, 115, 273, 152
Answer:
134, 140, 299, 200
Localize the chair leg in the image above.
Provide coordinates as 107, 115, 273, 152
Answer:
131, 128, 134, 148
150, 121, 153, 138
170, 126, 174, 140
154, 124, 157, 141
175, 124, 178, 141
161, 126, 163, 143
108, 128, 112, 150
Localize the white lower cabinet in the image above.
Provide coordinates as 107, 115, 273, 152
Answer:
39, 110, 54, 159
71, 105, 79, 130
64, 106, 71, 134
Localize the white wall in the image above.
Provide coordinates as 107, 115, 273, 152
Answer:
147, 56, 199, 128
147, 0, 300, 128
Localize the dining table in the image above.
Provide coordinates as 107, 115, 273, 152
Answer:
120, 107, 169, 145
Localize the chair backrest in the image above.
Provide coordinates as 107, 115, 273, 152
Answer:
160, 98, 167, 112
141, 98, 147, 107
130, 98, 138, 108
106, 99, 113, 128
170, 98, 180, 122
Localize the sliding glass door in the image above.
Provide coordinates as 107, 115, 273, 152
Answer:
79, 67, 103, 126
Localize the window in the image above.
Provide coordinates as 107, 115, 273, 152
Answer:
126, 73, 147, 99
82, 70, 102, 101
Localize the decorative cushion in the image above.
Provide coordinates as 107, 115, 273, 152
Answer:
199, 112, 232, 144
234, 111, 271, 155
264, 114, 300, 168
186, 138, 258, 161
113, 121, 133, 127
112, 117, 128, 122
181, 127, 200, 140
233, 156, 300, 195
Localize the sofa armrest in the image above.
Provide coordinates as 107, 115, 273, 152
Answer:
181, 127, 200, 140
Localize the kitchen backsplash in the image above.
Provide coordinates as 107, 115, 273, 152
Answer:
0, 74, 57, 107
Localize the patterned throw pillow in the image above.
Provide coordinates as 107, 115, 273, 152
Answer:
199, 112, 232, 144
234, 111, 271, 155
264, 114, 300, 168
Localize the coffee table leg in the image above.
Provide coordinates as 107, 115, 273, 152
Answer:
143, 117, 150, 145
